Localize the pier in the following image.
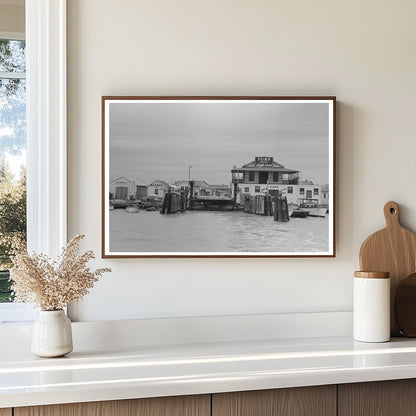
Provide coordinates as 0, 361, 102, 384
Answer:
160, 181, 290, 222
189, 196, 241, 211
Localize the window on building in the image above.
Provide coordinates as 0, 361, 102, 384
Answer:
287, 186, 293, 194
299, 188, 305, 195
244, 187, 249, 193
273, 172, 279, 182
0, 37, 26, 305
248, 171, 255, 182
314, 188, 319, 195
255, 186, 260, 193
154, 188, 158, 195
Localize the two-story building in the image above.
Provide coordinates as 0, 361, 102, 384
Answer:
231, 157, 325, 205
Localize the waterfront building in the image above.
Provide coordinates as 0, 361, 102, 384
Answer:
173, 180, 212, 197
231, 156, 324, 205
295, 180, 323, 204
210, 184, 232, 198
147, 179, 170, 198
135, 179, 148, 199
110, 176, 136, 200
320, 183, 329, 206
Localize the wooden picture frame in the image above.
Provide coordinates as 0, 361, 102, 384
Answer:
102, 96, 336, 258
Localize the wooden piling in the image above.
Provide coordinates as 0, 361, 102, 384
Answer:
245, 196, 253, 214
189, 181, 194, 210
166, 191, 172, 214
265, 195, 273, 216
160, 194, 167, 214
274, 196, 289, 222
180, 191, 186, 212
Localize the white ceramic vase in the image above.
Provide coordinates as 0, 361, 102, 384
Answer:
31, 310, 73, 357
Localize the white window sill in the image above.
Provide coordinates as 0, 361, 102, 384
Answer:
0, 303, 36, 325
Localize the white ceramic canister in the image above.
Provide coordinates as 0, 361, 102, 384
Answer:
353, 271, 390, 343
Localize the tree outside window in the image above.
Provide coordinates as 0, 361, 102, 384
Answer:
0, 38, 27, 302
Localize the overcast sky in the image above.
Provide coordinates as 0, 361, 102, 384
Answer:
109, 101, 330, 185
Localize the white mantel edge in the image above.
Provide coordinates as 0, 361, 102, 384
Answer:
0, 311, 352, 353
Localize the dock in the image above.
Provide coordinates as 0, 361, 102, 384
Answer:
160, 182, 290, 222
189, 196, 241, 211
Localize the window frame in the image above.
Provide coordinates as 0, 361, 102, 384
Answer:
0, 0, 67, 324
0, 32, 27, 313
26, 0, 67, 257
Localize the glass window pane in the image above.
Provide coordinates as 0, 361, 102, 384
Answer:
0, 39, 26, 73
0, 40, 26, 304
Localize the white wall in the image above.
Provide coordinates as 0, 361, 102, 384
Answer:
0, 3, 24, 33
67, 0, 416, 322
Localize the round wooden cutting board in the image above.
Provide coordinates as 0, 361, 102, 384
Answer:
359, 201, 416, 336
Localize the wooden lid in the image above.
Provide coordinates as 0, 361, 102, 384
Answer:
354, 271, 389, 279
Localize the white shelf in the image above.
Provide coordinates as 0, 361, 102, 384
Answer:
2, 336, 416, 408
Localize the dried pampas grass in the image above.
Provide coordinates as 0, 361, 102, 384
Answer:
10, 234, 111, 311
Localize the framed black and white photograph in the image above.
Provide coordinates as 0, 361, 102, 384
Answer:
102, 96, 335, 258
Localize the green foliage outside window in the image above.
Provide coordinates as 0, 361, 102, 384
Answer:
0, 39, 27, 302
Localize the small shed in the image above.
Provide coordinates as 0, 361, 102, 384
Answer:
110, 176, 136, 200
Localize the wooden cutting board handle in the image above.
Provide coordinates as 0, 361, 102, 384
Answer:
383, 201, 400, 228
359, 201, 416, 336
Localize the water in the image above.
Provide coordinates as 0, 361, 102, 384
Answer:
109, 210, 329, 253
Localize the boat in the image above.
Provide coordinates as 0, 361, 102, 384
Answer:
308, 207, 327, 217
288, 203, 310, 218
111, 199, 129, 209
140, 196, 163, 210
125, 205, 139, 213
298, 199, 327, 218
290, 207, 310, 218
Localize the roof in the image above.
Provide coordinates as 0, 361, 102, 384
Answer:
149, 179, 170, 187
173, 180, 189, 186
232, 159, 299, 173
242, 160, 285, 169
232, 167, 299, 173
173, 180, 211, 188
210, 184, 231, 189
298, 180, 315, 185
110, 176, 135, 185
193, 181, 210, 188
